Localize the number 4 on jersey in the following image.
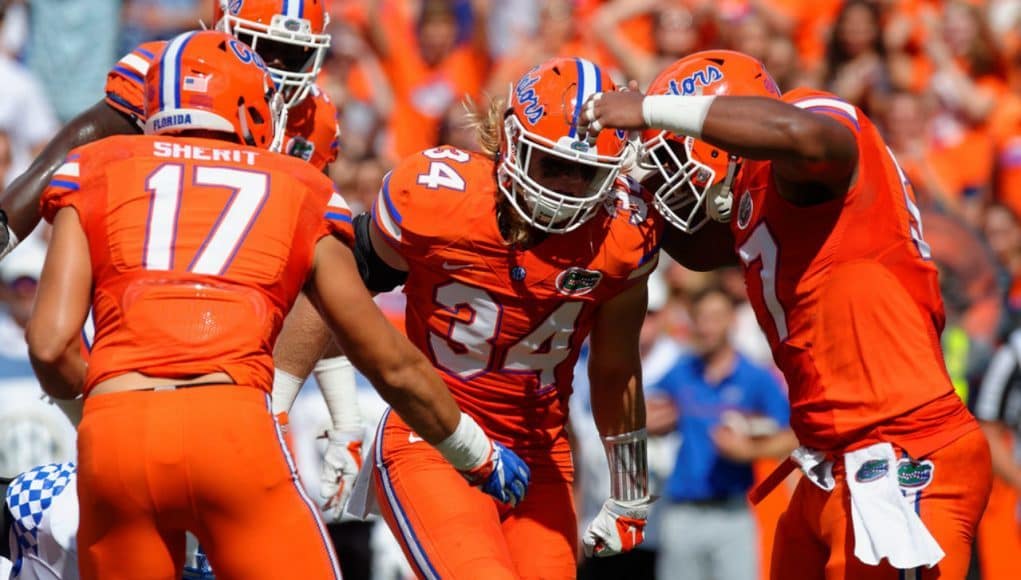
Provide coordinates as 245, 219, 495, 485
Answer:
431, 282, 582, 387
416, 147, 469, 191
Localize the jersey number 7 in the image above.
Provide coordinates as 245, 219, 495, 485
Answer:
142, 164, 269, 275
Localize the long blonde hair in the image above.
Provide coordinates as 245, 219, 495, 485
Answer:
463, 94, 506, 159
463, 94, 540, 247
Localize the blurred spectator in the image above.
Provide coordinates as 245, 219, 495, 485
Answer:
119, 0, 202, 54
646, 285, 796, 580
0, 0, 25, 56
983, 203, 1021, 318
437, 101, 483, 154
0, 237, 40, 376
922, 206, 1004, 345
23, 0, 121, 123
485, 0, 538, 58
717, 265, 773, 367
0, 3, 58, 187
880, 90, 963, 210
320, 20, 393, 162
485, 0, 601, 97
0, 238, 77, 481
593, 0, 702, 88
366, 0, 489, 159
975, 330, 1021, 494
820, 0, 890, 114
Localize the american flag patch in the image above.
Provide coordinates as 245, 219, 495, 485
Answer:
183, 75, 209, 93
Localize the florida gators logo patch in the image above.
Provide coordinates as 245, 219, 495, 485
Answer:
228, 0, 244, 15
897, 459, 934, 490
855, 459, 889, 483
556, 267, 602, 296
286, 136, 315, 162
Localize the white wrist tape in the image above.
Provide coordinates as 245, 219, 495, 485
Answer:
642, 95, 716, 139
314, 355, 361, 433
435, 412, 492, 472
0, 225, 19, 261
602, 429, 650, 502
271, 368, 304, 414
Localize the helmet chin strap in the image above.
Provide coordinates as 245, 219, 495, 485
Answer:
268, 96, 288, 153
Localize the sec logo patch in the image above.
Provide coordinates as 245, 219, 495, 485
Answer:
737, 190, 753, 230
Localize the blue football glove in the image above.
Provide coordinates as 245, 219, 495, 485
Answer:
459, 441, 531, 507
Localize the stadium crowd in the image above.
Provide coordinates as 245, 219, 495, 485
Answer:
3, 0, 1021, 579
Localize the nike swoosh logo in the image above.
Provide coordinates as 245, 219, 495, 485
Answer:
442, 262, 472, 271
408, 433, 425, 444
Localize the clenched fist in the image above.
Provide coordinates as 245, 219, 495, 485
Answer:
577, 91, 648, 140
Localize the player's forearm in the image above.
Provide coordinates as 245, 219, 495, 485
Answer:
3, 101, 137, 240
274, 294, 333, 379
590, 371, 646, 437
28, 334, 86, 400
366, 334, 461, 443
644, 95, 857, 165
590, 371, 649, 501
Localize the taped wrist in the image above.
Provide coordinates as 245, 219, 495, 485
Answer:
642, 95, 716, 139
435, 412, 492, 472
314, 355, 362, 433
353, 212, 408, 293
603, 429, 649, 502
271, 368, 304, 414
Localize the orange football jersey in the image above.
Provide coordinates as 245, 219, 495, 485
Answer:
729, 89, 976, 457
373, 147, 662, 479
41, 135, 353, 396
105, 42, 340, 170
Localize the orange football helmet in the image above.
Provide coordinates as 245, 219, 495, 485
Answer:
500, 57, 629, 233
144, 30, 280, 149
641, 50, 781, 232
215, 0, 330, 109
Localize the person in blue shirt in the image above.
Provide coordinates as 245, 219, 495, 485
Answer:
647, 284, 796, 580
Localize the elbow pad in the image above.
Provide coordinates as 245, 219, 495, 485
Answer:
352, 212, 407, 293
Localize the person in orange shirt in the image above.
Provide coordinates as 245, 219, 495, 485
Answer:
582, 49, 991, 579
1, 0, 371, 525
25, 30, 529, 580
366, 0, 488, 159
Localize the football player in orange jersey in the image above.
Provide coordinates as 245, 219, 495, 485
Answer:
580, 50, 992, 580
0, 0, 365, 522
339, 57, 661, 579
24, 30, 529, 580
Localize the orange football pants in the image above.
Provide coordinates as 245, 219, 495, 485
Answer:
771, 428, 992, 580
76, 386, 341, 580
372, 409, 577, 580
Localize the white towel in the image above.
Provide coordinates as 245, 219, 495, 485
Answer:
344, 442, 381, 520
844, 443, 944, 569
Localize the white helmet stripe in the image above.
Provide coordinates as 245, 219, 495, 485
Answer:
160, 31, 197, 111
283, 0, 302, 18
569, 58, 601, 138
